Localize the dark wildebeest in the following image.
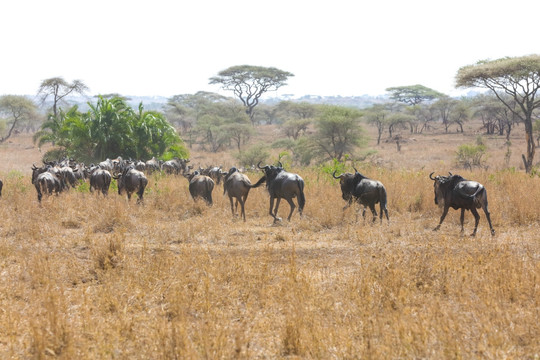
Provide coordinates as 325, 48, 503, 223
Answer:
222, 167, 262, 221
186, 171, 215, 205
113, 166, 148, 203
254, 162, 305, 223
332, 168, 389, 223
0, 178, 3, 197
90, 168, 112, 196
31, 164, 65, 202
430, 172, 495, 236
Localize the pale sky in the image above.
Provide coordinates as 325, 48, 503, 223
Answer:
1, 0, 538, 99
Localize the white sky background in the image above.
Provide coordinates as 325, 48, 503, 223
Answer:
1, 0, 538, 99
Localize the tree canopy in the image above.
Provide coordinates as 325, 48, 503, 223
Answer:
386, 84, 443, 106
37, 77, 88, 118
209, 65, 294, 125
456, 54, 540, 172
34, 96, 187, 162
0, 95, 39, 142
312, 105, 366, 162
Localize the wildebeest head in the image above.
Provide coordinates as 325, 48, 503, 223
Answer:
257, 161, 285, 183
429, 172, 465, 207
332, 168, 366, 202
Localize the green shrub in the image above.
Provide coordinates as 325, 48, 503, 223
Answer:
455, 143, 487, 169
235, 143, 269, 167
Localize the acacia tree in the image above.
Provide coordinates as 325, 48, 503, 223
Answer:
209, 65, 294, 126
456, 55, 540, 172
0, 95, 38, 142
37, 77, 88, 118
386, 85, 443, 133
386, 84, 443, 106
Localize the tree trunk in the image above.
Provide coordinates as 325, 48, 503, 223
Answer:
0, 118, 19, 143
523, 119, 536, 173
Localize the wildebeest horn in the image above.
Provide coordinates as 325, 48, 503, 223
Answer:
429, 172, 436, 180
332, 170, 343, 179
353, 167, 359, 173
257, 161, 263, 169
32, 164, 38, 170
277, 161, 283, 168
448, 172, 453, 176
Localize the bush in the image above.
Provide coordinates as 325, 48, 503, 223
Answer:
235, 143, 269, 167
455, 143, 487, 169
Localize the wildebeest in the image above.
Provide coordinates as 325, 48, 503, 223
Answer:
185, 171, 215, 205
113, 166, 148, 203
99, 158, 114, 171
430, 172, 495, 236
332, 168, 389, 223
60, 166, 78, 188
31, 164, 65, 202
208, 165, 224, 185
162, 157, 189, 175
254, 162, 305, 223
90, 168, 112, 196
145, 157, 162, 173
222, 167, 262, 221
0, 178, 3, 197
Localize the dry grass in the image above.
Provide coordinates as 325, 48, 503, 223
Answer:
0, 125, 539, 359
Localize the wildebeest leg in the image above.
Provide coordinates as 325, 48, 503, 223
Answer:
238, 197, 246, 222
269, 196, 279, 222
460, 208, 466, 234
285, 197, 296, 221
481, 202, 495, 236
381, 205, 389, 223
434, 206, 449, 231
470, 207, 480, 237
229, 196, 235, 217
274, 198, 282, 220
369, 205, 378, 223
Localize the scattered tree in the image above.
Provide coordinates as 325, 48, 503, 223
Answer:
386, 84, 444, 106
37, 77, 88, 118
311, 105, 366, 161
0, 95, 38, 142
209, 65, 294, 126
456, 54, 540, 172
363, 104, 391, 145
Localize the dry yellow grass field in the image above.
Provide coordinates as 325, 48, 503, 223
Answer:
0, 122, 539, 358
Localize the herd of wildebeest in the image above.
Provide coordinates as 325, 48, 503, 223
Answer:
0, 155, 495, 236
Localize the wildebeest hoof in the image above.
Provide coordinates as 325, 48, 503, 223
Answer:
274, 217, 282, 223
491, 229, 496, 236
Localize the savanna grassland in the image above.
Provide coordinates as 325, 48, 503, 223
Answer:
0, 121, 539, 359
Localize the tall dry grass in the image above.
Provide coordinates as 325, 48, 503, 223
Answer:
0, 165, 538, 358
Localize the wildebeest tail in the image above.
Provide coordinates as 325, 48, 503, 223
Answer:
137, 177, 148, 200
205, 181, 213, 205
250, 175, 266, 188
458, 185, 485, 206
379, 186, 388, 210
297, 179, 306, 212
